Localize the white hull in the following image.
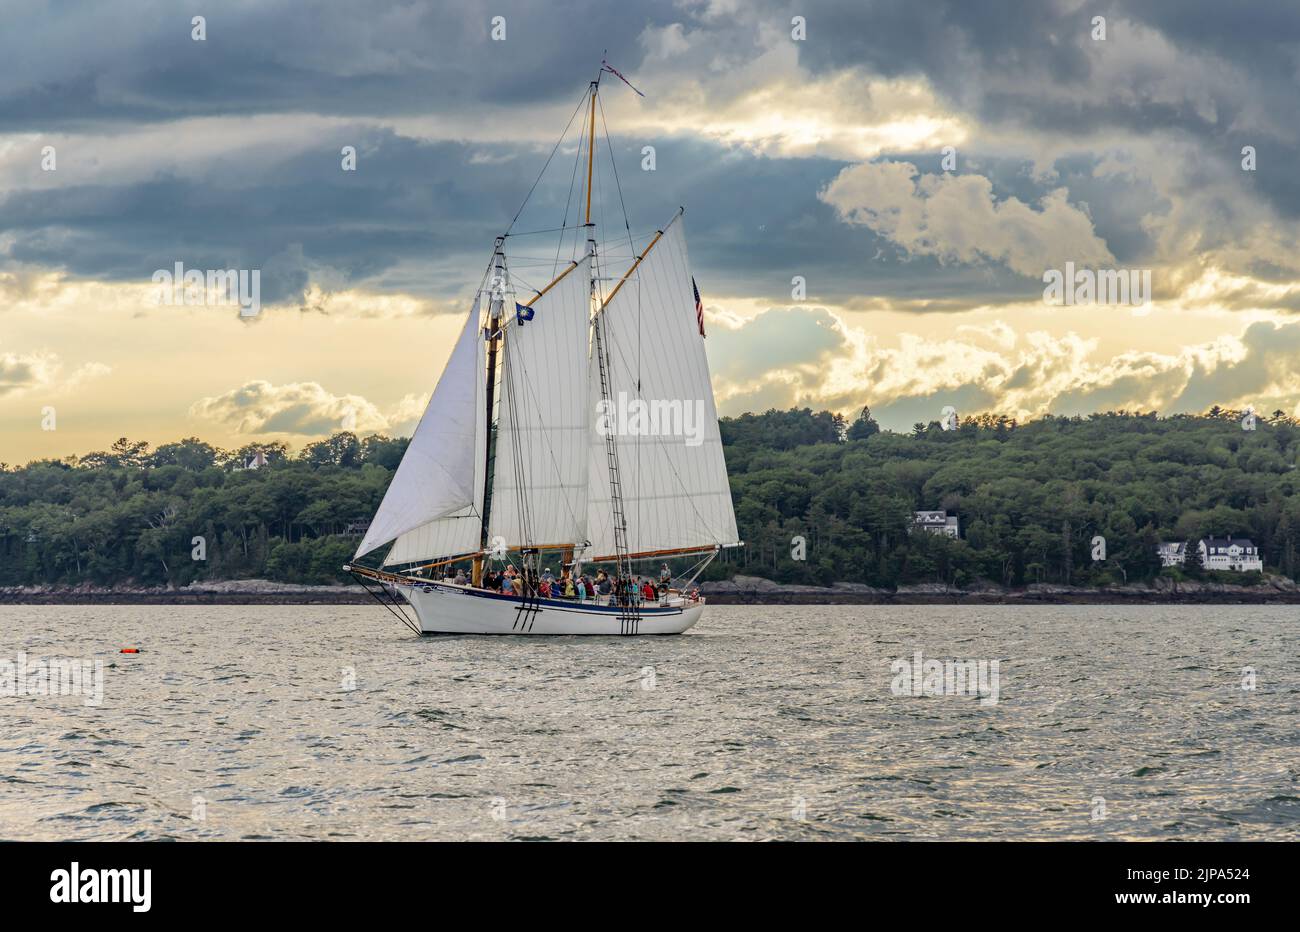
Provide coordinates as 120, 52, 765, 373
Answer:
395, 580, 706, 635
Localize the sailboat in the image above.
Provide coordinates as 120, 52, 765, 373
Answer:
344, 67, 741, 635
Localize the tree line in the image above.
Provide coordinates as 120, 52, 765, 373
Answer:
2, 407, 1298, 589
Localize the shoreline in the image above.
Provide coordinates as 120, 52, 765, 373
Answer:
4, 575, 1300, 606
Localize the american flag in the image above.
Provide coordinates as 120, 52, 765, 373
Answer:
692, 277, 706, 338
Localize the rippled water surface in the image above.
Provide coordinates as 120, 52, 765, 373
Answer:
1, 604, 1296, 840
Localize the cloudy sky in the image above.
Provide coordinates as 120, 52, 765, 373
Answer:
3, 0, 1300, 462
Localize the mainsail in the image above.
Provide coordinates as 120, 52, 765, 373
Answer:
488, 256, 592, 548
354, 297, 484, 560
583, 217, 738, 560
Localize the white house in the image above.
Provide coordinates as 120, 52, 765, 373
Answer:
1157, 538, 1263, 572
1198, 537, 1263, 572
912, 511, 959, 539
1157, 541, 1186, 567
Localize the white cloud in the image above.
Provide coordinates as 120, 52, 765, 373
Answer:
188, 380, 392, 437
0, 344, 109, 398
819, 160, 1114, 278
620, 25, 969, 160
706, 298, 1300, 428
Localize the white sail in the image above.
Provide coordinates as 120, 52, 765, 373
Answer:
354, 297, 484, 559
584, 218, 738, 559
487, 257, 591, 548
383, 511, 482, 566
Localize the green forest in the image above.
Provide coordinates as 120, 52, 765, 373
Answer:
2, 407, 1298, 589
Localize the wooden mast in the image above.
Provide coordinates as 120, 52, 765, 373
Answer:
565, 79, 601, 576
472, 238, 506, 587
584, 81, 598, 227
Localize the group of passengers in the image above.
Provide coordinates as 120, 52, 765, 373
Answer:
443, 562, 675, 606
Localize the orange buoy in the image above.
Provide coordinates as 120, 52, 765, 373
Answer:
120, 648, 140, 654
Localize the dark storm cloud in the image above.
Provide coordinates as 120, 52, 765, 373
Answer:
791, 0, 1300, 218
1123, 0, 1300, 74
15, 0, 1292, 150
0, 128, 514, 303
0, 120, 1054, 307
2, 0, 1298, 308
0, 0, 672, 131
795, 0, 1298, 133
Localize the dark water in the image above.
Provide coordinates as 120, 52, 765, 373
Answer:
1, 604, 1296, 840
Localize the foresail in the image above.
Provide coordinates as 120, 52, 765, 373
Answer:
488, 257, 591, 548
355, 297, 485, 560
583, 218, 738, 559
383, 511, 481, 566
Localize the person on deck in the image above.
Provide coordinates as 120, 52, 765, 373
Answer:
454, 568, 467, 585
563, 575, 576, 598
659, 563, 671, 592
539, 578, 552, 598
542, 567, 555, 586
642, 579, 657, 602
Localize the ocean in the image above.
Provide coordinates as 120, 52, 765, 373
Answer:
1, 604, 1295, 840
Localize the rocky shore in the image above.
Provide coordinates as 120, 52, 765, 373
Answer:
0, 579, 372, 605
699, 574, 1300, 604
4, 574, 1300, 605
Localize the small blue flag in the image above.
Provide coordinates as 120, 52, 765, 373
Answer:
515, 302, 535, 325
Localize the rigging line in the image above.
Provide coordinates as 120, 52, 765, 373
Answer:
596, 125, 610, 302
501, 319, 537, 551
510, 249, 643, 259
507, 350, 534, 545
504, 87, 590, 237
505, 224, 591, 238
598, 93, 637, 265
351, 570, 421, 636
554, 107, 586, 282
497, 331, 519, 545
597, 139, 637, 553
513, 371, 535, 552
469, 239, 500, 312
506, 271, 542, 296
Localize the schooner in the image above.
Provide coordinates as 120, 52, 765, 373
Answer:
344, 66, 740, 635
